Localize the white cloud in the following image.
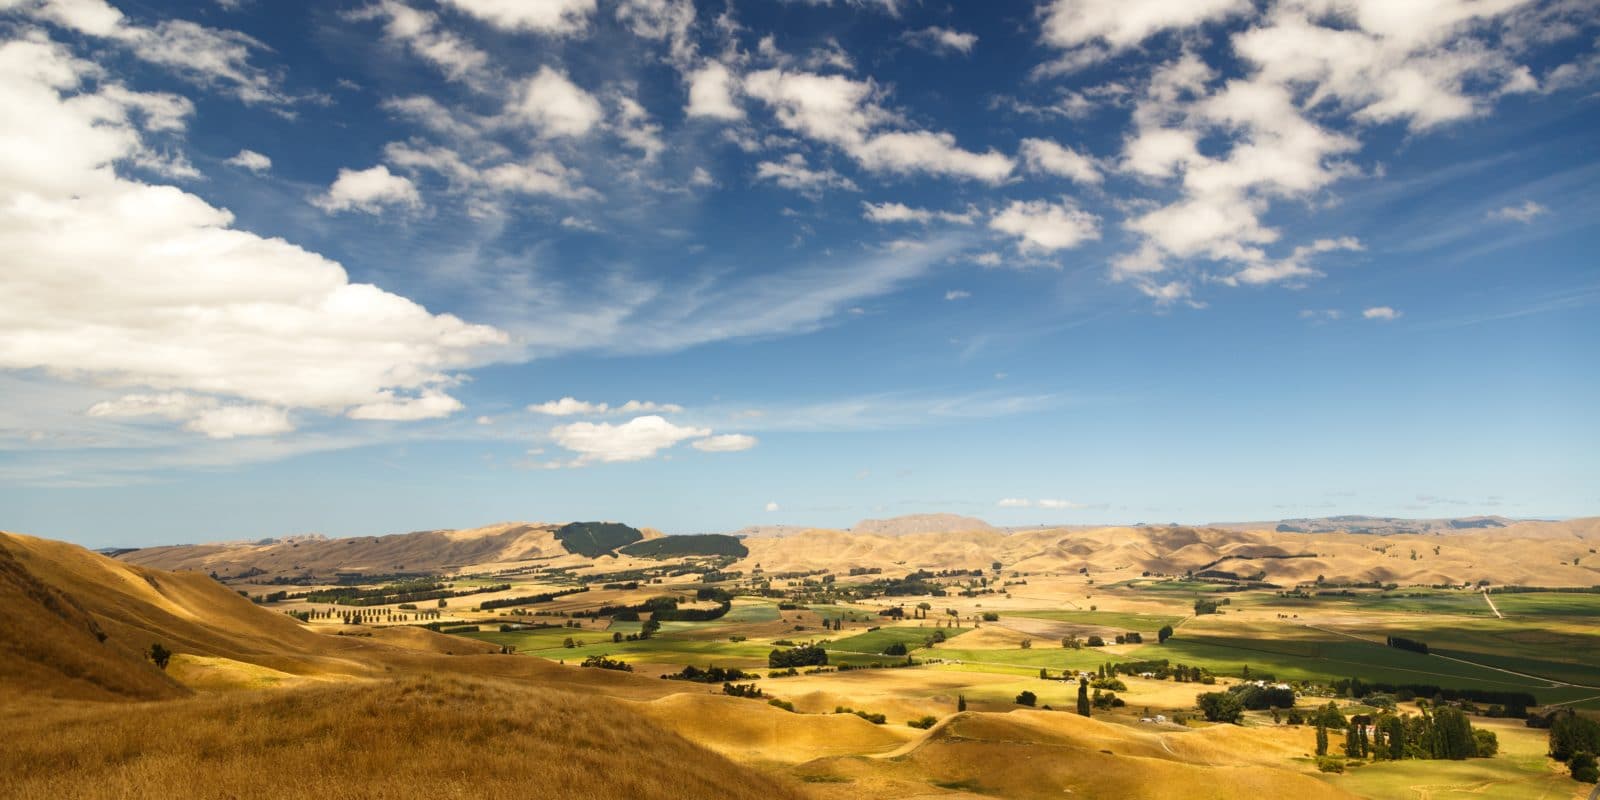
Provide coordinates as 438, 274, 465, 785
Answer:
765, 501, 780, 512
613, 94, 665, 161
989, 199, 1101, 253
615, 0, 696, 65
353, 1, 488, 84
743, 67, 1014, 183
904, 26, 978, 55
1036, 498, 1084, 510
617, 400, 684, 414
998, 497, 1084, 509
529, 397, 609, 416
1019, 138, 1102, 185
685, 60, 744, 120
87, 392, 212, 420
346, 390, 464, 421
1487, 200, 1547, 223
508, 66, 603, 139
755, 153, 858, 195
560, 215, 600, 231
691, 433, 758, 452
973, 252, 1003, 267
1363, 306, 1401, 320
945, 289, 971, 301
550, 414, 710, 464
1299, 308, 1343, 322
861, 201, 976, 225
1040, 0, 1251, 52
224, 148, 270, 172
313, 165, 423, 214
0, 36, 505, 430
16, 0, 291, 104
439, 0, 596, 34
183, 404, 293, 439
1098, 1, 1544, 304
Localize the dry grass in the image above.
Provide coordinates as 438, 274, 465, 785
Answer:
0, 675, 810, 800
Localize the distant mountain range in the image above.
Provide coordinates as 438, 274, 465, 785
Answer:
1207, 515, 1526, 535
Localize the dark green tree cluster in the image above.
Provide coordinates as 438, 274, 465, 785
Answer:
148, 642, 172, 670
1548, 711, 1600, 783
768, 644, 828, 668
1077, 677, 1091, 717
579, 654, 633, 672
1197, 691, 1244, 724
662, 665, 753, 683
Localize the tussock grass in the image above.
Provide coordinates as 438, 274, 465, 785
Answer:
0, 675, 808, 800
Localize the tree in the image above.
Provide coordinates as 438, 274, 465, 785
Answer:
1432, 706, 1476, 760
1570, 752, 1599, 783
1197, 692, 1244, 724
958, 695, 967, 712
1316, 724, 1329, 756
1077, 677, 1091, 717
1016, 690, 1037, 707
1158, 625, 1174, 644
148, 643, 172, 670
1472, 729, 1498, 757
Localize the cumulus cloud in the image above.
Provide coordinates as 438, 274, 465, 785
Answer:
755, 153, 858, 195
1363, 306, 1401, 320
1019, 138, 1101, 185
439, 0, 596, 34
528, 398, 685, 416
508, 66, 604, 139
313, 165, 423, 214
1487, 200, 1547, 223
691, 433, 758, 452
861, 201, 976, 224
945, 289, 971, 301
903, 26, 977, 55
0, 36, 505, 434
743, 68, 1014, 183
685, 60, 744, 120
224, 148, 271, 172
618, 400, 685, 414
1040, 0, 1250, 52
765, 501, 780, 512
346, 390, 464, 421
1104, 1, 1546, 302
183, 405, 294, 439
529, 397, 609, 416
550, 414, 710, 464
989, 199, 1101, 253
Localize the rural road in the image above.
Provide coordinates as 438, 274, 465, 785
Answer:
1480, 590, 1504, 619
1296, 622, 1600, 691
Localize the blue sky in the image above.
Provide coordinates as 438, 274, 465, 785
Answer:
0, 0, 1596, 548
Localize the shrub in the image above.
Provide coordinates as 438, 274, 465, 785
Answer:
768, 698, 796, 712
1570, 752, 1598, 783
148, 643, 172, 671
883, 642, 909, 656
981, 612, 999, 622
1016, 691, 1037, 707
1473, 729, 1499, 758
908, 716, 938, 730
1316, 756, 1345, 774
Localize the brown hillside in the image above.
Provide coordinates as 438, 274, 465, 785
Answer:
0, 675, 809, 800
116, 521, 581, 579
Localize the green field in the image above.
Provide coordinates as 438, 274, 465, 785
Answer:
1324, 750, 1576, 799
827, 625, 971, 654
926, 645, 1127, 672
1008, 609, 1184, 630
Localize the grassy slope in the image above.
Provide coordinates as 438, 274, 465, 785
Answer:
0, 676, 807, 800
827, 626, 972, 655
